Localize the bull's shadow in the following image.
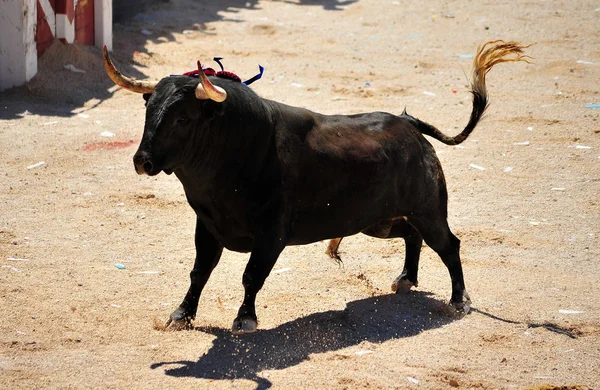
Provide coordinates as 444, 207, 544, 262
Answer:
151, 291, 456, 389
280, 0, 359, 10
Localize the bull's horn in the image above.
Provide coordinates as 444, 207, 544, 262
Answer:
103, 45, 157, 94
195, 61, 227, 102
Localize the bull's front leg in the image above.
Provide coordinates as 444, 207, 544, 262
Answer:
166, 217, 223, 330
232, 216, 287, 334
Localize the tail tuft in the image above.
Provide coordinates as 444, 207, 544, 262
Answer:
414, 40, 530, 145
471, 40, 532, 93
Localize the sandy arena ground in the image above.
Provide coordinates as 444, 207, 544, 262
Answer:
1, 0, 599, 388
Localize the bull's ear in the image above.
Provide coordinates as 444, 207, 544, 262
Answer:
203, 100, 225, 118
143, 93, 152, 107
211, 101, 225, 116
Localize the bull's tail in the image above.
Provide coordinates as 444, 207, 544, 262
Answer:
408, 40, 530, 145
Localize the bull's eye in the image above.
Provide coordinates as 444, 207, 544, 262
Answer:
177, 116, 190, 126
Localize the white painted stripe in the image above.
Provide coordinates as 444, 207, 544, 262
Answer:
38, 0, 56, 36
56, 14, 74, 43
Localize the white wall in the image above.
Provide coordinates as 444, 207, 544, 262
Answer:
95, 0, 113, 51
0, 0, 37, 91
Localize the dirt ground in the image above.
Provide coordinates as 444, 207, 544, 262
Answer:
1, 0, 599, 388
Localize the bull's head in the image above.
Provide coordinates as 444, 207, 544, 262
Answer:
102, 46, 227, 176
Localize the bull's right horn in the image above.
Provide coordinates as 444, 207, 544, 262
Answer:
196, 61, 227, 102
103, 45, 157, 94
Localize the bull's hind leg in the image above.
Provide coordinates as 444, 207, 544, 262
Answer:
405, 216, 471, 313
387, 221, 423, 294
362, 219, 423, 294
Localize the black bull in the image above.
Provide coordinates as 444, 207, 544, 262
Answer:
103, 41, 527, 333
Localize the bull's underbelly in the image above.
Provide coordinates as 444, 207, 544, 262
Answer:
288, 209, 399, 245
191, 204, 255, 253
286, 187, 406, 245
197, 198, 402, 252
217, 234, 254, 253
201, 220, 254, 253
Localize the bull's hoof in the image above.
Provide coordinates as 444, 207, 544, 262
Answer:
391, 277, 417, 294
450, 292, 472, 315
450, 301, 471, 315
231, 317, 257, 334
164, 308, 193, 330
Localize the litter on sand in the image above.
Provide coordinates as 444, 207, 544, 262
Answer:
559, 309, 583, 314
469, 163, 485, 171
7, 257, 28, 262
100, 131, 116, 138
407, 376, 420, 385
575, 145, 592, 149
64, 64, 86, 73
551, 187, 566, 191
274, 267, 292, 274
423, 91, 436, 97
512, 141, 530, 146
114, 263, 126, 270
355, 350, 375, 356
584, 104, 600, 109
576, 60, 594, 65
27, 161, 46, 169
458, 54, 474, 59
503, 167, 513, 173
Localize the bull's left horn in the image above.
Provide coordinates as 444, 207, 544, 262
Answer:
196, 61, 227, 102
103, 45, 157, 94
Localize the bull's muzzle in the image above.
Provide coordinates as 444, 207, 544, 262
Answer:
133, 150, 154, 175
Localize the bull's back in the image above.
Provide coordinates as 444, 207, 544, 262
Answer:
286, 111, 442, 243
